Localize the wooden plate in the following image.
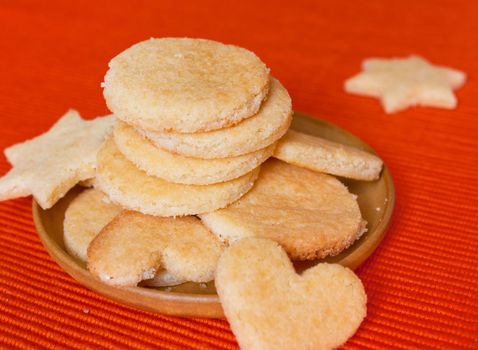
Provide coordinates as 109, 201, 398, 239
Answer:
33, 112, 395, 318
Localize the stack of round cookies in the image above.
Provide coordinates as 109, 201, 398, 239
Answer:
98, 38, 292, 217
61, 38, 372, 290
63, 38, 292, 287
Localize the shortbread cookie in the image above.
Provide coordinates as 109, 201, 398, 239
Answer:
114, 121, 274, 185
143, 78, 292, 159
345, 55, 466, 113
0, 110, 115, 209
88, 211, 224, 286
103, 38, 270, 133
216, 238, 367, 350
63, 188, 122, 262
274, 130, 383, 181
96, 137, 260, 216
200, 159, 366, 260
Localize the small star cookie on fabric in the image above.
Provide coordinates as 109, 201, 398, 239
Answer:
344, 55, 466, 113
0, 110, 115, 209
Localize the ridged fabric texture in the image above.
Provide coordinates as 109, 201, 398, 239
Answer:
0, 1, 477, 349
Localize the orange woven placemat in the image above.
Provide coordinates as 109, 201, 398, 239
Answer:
0, 1, 477, 349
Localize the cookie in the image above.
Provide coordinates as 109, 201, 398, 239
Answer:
0, 110, 115, 209
215, 237, 367, 350
344, 55, 466, 113
87, 211, 224, 286
96, 137, 260, 216
200, 159, 366, 260
63, 189, 184, 286
103, 38, 270, 133
114, 121, 274, 185
63, 188, 122, 262
274, 130, 383, 181
142, 78, 292, 159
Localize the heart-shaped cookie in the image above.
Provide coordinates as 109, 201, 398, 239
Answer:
215, 238, 367, 350
87, 211, 224, 286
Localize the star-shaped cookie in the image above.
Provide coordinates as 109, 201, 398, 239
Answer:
0, 110, 114, 209
344, 55, 466, 113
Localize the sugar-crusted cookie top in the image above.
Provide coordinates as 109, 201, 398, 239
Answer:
104, 38, 270, 132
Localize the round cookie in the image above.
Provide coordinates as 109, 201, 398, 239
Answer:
96, 137, 260, 217
143, 78, 292, 159
114, 121, 275, 185
63, 188, 122, 262
200, 159, 366, 260
103, 38, 270, 133
87, 211, 224, 286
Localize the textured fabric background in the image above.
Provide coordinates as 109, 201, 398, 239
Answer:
0, 1, 477, 349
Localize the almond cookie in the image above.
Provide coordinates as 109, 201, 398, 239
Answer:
96, 137, 260, 216
87, 211, 224, 286
142, 78, 292, 159
64, 188, 122, 262
200, 159, 366, 260
216, 237, 367, 350
114, 121, 274, 185
0, 110, 114, 209
103, 38, 270, 133
274, 130, 383, 181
